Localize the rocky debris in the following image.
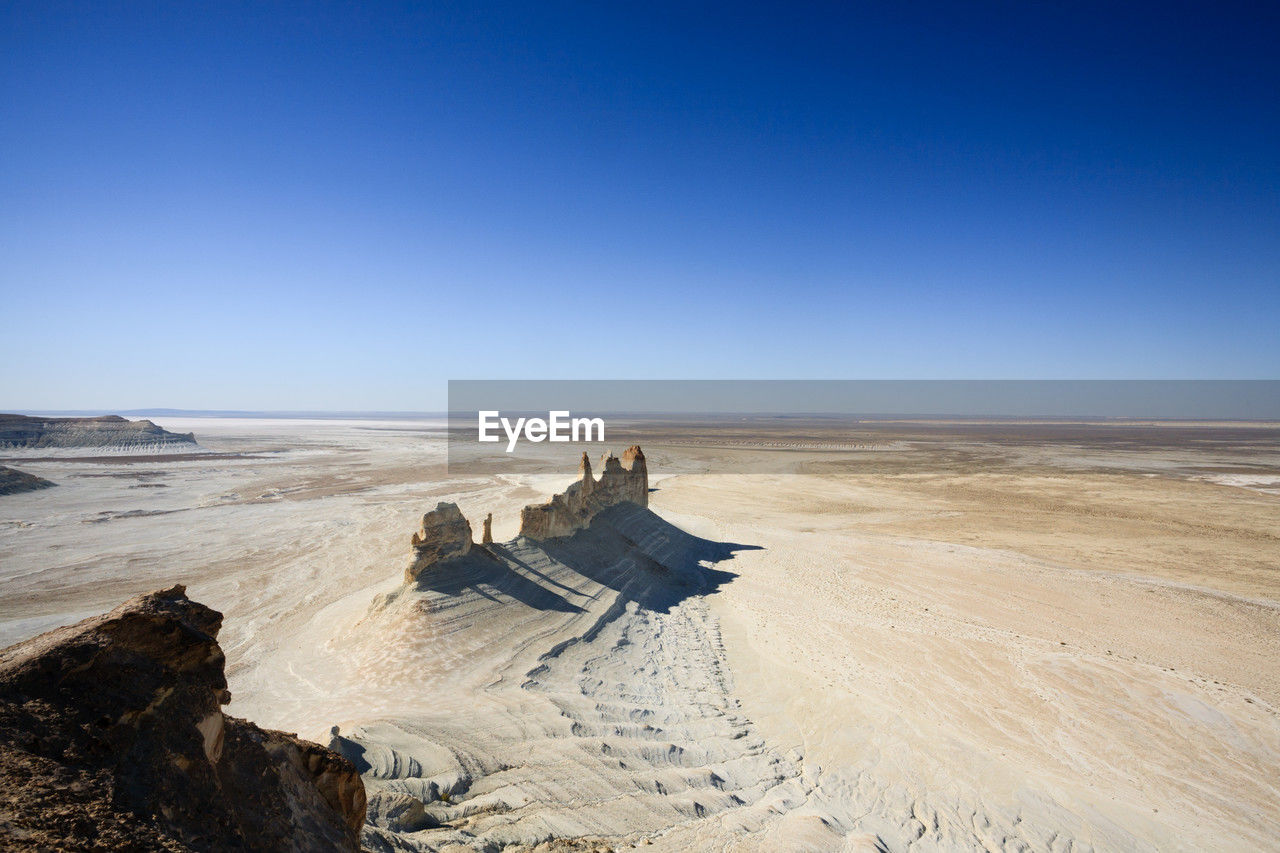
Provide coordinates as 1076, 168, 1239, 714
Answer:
0, 465, 55, 495
406, 502, 474, 583
519, 446, 648, 540
0, 585, 366, 852
0, 413, 197, 450
364, 790, 436, 833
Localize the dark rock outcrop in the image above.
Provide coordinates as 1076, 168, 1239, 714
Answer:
0, 465, 55, 495
0, 586, 365, 851
0, 414, 197, 450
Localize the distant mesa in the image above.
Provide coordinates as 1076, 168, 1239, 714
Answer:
0, 585, 366, 851
0, 413, 197, 450
0, 465, 56, 496
405, 446, 649, 583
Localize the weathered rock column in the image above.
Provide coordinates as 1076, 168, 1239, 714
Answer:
579, 451, 594, 496
517, 446, 651, 540
622, 445, 648, 507
407, 502, 473, 582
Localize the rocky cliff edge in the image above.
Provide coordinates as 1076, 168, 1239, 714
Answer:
0, 585, 366, 852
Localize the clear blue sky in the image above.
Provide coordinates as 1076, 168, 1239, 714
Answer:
2, 1, 1277, 410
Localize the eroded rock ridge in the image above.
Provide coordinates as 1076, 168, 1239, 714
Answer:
405, 446, 649, 582
519, 446, 648, 539
0, 585, 366, 851
0, 465, 56, 495
0, 413, 197, 450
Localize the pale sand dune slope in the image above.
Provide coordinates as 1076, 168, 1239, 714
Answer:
329, 504, 810, 851
655, 473, 1279, 852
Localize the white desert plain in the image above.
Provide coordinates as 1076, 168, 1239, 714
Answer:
1, 415, 1278, 852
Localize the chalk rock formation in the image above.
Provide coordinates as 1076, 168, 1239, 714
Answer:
0, 585, 366, 852
0, 413, 197, 450
519, 446, 649, 540
407, 502, 474, 582
0, 465, 55, 496
400, 448, 650, 579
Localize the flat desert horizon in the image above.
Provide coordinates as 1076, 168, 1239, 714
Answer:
2, 414, 1277, 851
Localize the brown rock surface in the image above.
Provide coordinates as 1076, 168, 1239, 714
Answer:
0, 585, 365, 851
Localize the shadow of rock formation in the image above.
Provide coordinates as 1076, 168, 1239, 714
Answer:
405, 503, 757, 616
402, 445, 757, 613
410, 546, 587, 614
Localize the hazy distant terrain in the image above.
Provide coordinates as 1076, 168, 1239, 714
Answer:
0, 413, 196, 451
1, 417, 1277, 851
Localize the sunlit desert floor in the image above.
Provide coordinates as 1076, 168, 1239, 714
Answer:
2, 417, 1278, 851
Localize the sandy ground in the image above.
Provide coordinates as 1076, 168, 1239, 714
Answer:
1, 418, 1278, 851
